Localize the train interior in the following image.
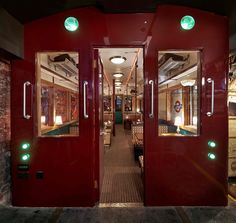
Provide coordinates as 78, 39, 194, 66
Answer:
98, 48, 144, 205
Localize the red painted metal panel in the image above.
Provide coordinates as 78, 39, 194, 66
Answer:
11, 5, 228, 206
144, 6, 228, 206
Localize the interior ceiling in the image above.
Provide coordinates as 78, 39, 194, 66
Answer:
99, 48, 143, 88
0, 0, 235, 25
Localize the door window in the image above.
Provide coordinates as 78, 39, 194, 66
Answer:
36, 52, 79, 136
158, 51, 200, 136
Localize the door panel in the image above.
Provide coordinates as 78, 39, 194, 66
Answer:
11, 54, 94, 206
93, 49, 104, 202
145, 49, 228, 206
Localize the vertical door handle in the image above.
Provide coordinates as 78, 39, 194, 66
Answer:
23, 81, 32, 119
149, 80, 154, 118
83, 81, 89, 119
206, 78, 214, 116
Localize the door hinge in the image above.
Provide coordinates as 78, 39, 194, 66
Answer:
94, 180, 98, 189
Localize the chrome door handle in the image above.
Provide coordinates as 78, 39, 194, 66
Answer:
23, 81, 32, 119
149, 80, 154, 118
83, 81, 88, 119
206, 78, 214, 117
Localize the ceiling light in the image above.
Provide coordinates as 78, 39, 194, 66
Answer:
115, 82, 122, 86
113, 73, 124, 78
180, 79, 196, 87
115, 86, 121, 89
110, 56, 126, 64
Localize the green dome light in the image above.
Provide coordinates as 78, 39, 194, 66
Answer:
64, 17, 79, 32
180, 15, 195, 30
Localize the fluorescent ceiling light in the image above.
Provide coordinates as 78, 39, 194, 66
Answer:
110, 56, 126, 64
113, 73, 124, 78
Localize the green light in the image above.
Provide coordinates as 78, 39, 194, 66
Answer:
208, 140, 216, 148
21, 154, 30, 161
208, 153, 216, 160
21, 143, 30, 150
64, 17, 79, 32
180, 15, 195, 30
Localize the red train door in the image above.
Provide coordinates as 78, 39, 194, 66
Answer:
145, 48, 228, 206
11, 51, 95, 206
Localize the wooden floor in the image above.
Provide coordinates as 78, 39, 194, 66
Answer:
100, 125, 143, 204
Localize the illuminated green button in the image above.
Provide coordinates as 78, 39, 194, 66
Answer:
64, 17, 79, 32
208, 140, 216, 148
21, 154, 30, 161
180, 15, 195, 30
21, 143, 30, 150
208, 153, 216, 160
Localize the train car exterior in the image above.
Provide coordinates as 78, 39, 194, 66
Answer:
11, 5, 228, 206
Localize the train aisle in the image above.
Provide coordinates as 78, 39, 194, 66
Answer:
99, 124, 143, 205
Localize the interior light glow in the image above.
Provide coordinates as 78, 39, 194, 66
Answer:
174, 116, 182, 134
21, 143, 30, 150
64, 17, 79, 32
21, 154, 30, 161
41, 116, 46, 124
55, 116, 63, 125
113, 73, 124, 78
109, 56, 126, 64
180, 79, 196, 87
180, 15, 195, 30
208, 153, 216, 160
193, 116, 198, 125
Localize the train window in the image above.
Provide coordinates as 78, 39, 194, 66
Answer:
158, 51, 200, 136
36, 52, 79, 136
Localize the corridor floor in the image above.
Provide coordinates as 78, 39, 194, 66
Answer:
99, 124, 143, 204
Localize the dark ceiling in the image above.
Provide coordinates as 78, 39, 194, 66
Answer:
0, 0, 235, 24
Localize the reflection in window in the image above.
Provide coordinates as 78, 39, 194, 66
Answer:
37, 52, 79, 136
124, 96, 132, 111
103, 96, 111, 112
158, 51, 200, 136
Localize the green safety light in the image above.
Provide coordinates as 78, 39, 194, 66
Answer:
64, 17, 79, 32
208, 152, 216, 160
208, 140, 217, 148
180, 15, 195, 30
21, 143, 30, 150
21, 154, 30, 161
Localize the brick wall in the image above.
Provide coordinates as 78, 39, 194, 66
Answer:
0, 59, 11, 205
